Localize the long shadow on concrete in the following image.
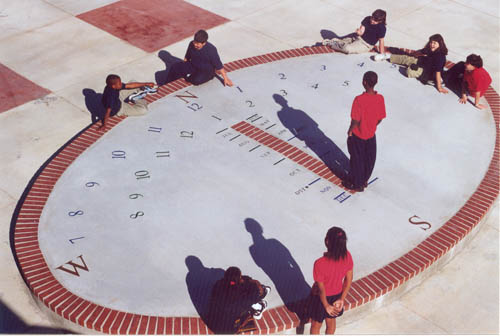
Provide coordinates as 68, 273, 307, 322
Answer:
274, 94, 349, 180
185, 256, 225, 323
245, 218, 311, 333
155, 50, 183, 86
0, 300, 74, 334
82, 88, 104, 124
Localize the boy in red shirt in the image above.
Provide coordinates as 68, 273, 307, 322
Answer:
343, 71, 386, 192
444, 54, 492, 109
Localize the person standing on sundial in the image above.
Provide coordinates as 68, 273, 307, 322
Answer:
343, 71, 386, 192
166, 29, 233, 87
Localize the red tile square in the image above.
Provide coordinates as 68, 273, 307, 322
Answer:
77, 0, 229, 52
0, 63, 50, 113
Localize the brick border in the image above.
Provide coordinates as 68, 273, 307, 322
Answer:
11, 46, 499, 334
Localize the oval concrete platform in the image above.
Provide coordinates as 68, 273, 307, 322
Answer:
11, 46, 500, 334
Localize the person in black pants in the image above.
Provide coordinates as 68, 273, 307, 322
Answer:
343, 71, 386, 192
166, 29, 233, 87
206, 267, 270, 334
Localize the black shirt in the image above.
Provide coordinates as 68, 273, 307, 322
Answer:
360, 16, 386, 45
419, 49, 446, 75
102, 83, 125, 115
185, 41, 223, 73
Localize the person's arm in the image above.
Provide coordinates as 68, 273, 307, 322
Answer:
124, 82, 155, 90
347, 119, 360, 136
435, 72, 448, 94
378, 37, 385, 54
333, 270, 353, 313
355, 25, 365, 36
472, 91, 486, 109
459, 78, 468, 104
216, 68, 233, 87
316, 282, 337, 316
99, 107, 112, 131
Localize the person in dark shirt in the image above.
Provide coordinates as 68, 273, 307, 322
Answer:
100, 74, 155, 131
206, 267, 270, 334
376, 34, 449, 94
323, 9, 387, 55
166, 29, 233, 87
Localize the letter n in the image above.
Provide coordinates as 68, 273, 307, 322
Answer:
56, 255, 89, 276
175, 90, 198, 103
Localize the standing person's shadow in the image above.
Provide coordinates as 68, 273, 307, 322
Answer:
155, 50, 183, 86
273, 94, 349, 180
245, 218, 311, 333
185, 256, 225, 323
82, 88, 104, 123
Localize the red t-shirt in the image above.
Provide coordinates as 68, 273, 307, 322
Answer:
313, 251, 353, 296
464, 67, 492, 97
351, 92, 386, 140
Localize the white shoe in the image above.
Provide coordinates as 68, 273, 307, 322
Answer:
322, 39, 332, 46
374, 53, 390, 61
262, 286, 271, 299
252, 300, 267, 320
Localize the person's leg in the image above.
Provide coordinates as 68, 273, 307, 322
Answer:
389, 54, 418, 66
342, 38, 372, 54
325, 317, 336, 335
166, 61, 194, 83
117, 81, 147, 117
187, 70, 215, 85
443, 61, 465, 93
347, 135, 365, 189
310, 320, 323, 334
363, 135, 377, 187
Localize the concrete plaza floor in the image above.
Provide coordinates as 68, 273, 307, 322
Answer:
1, 0, 498, 334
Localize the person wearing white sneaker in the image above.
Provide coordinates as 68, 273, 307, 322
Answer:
387, 34, 449, 94
324, 9, 387, 55
99, 74, 155, 131
207, 267, 270, 334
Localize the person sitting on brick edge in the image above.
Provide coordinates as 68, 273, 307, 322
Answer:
444, 54, 492, 110
99, 74, 155, 131
206, 266, 270, 334
165, 29, 233, 87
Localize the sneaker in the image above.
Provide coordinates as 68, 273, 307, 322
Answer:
252, 300, 267, 320
261, 286, 271, 299
322, 38, 332, 46
128, 91, 147, 102
142, 86, 158, 94
374, 53, 390, 61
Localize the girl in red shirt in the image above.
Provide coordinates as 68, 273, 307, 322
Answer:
310, 227, 353, 334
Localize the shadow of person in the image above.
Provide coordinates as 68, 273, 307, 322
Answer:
245, 218, 311, 333
155, 50, 183, 86
185, 256, 225, 323
0, 299, 73, 334
82, 88, 104, 124
273, 94, 349, 180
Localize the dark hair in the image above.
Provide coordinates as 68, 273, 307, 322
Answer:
466, 54, 483, 68
372, 9, 386, 25
105, 74, 120, 86
423, 34, 448, 55
223, 266, 241, 286
194, 29, 208, 43
363, 71, 378, 88
323, 227, 347, 261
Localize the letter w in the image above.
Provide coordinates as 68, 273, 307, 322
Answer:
56, 255, 89, 276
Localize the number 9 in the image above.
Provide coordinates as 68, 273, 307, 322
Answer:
129, 193, 144, 199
